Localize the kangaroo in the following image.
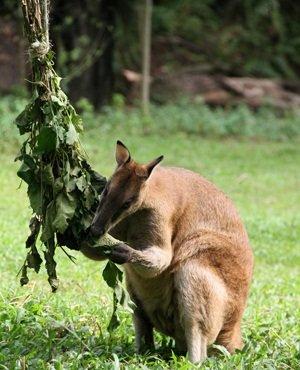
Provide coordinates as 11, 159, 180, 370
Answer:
81, 140, 254, 363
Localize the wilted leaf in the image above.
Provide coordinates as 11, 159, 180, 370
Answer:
65, 124, 79, 145
20, 265, 29, 286
43, 239, 58, 292
52, 192, 76, 233
57, 226, 80, 250
26, 216, 41, 248
27, 247, 43, 273
41, 201, 56, 242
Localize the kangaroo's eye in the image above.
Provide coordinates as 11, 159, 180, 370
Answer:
122, 196, 136, 210
122, 200, 132, 210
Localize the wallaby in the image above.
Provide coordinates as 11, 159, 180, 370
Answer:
81, 140, 254, 364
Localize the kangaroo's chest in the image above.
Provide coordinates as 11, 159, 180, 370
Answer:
110, 209, 165, 248
125, 268, 180, 337
112, 210, 180, 335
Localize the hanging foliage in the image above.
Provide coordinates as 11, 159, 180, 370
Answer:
16, 0, 132, 329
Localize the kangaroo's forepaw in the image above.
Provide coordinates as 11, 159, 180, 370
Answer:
109, 243, 132, 264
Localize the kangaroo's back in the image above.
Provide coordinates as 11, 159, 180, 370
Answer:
146, 166, 253, 290
144, 166, 249, 245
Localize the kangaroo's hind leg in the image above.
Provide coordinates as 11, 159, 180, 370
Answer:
184, 319, 207, 363
126, 279, 154, 353
216, 318, 243, 353
133, 306, 154, 353
175, 259, 228, 363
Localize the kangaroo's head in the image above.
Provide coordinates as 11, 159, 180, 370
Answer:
90, 140, 163, 238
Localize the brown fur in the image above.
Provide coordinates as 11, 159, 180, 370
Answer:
82, 142, 254, 363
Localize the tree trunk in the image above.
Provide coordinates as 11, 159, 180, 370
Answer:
141, 0, 152, 115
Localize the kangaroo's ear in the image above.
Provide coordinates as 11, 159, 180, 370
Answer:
116, 140, 131, 166
146, 155, 164, 176
136, 155, 164, 178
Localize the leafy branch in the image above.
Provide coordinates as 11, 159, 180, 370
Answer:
16, 0, 132, 329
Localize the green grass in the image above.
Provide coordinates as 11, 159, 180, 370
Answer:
0, 99, 300, 368
1, 94, 300, 148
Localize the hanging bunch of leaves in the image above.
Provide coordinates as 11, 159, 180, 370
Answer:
15, 0, 131, 328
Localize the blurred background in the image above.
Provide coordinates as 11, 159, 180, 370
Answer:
0, 0, 299, 139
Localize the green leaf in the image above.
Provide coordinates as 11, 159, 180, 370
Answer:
102, 261, 123, 289
115, 283, 125, 303
41, 164, 54, 185
108, 298, 121, 332
23, 154, 36, 169
17, 154, 36, 184
65, 124, 79, 145
84, 187, 95, 209
212, 344, 231, 357
27, 182, 42, 215
56, 126, 66, 142
81, 214, 93, 230
52, 193, 76, 233
43, 238, 58, 292
65, 178, 77, 192
15, 101, 39, 135
40, 102, 52, 115
70, 166, 80, 177
69, 106, 83, 132
51, 95, 65, 107
119, 285, 135, 313
41, 201, 56, 242
17, 163, 35, 185
53, 178, 64, 193
89, 168, 106, 194
35, 126, 57, 154
62, 161, 71, 185
76, 176, 87, 192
